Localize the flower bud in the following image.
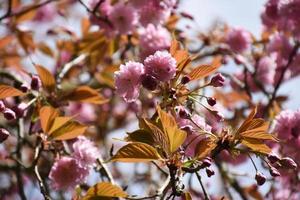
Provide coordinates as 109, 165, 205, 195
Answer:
0, 128, 10, 143
180, 125, 193, 133
0, 100, 5, 112
31, 75, 41, 91
178, 107, 190, 119
201, 157, 212, 168
234, 54, 246, 65
181, 75, 191, 84
267, 153, 280, 164
12, 102, 27, 118
3, 108, 16, 121
280, 157, 297, 169
207, 97, 216, 106
255, 172, 266, 186
20, 84, 29, 93
206, 168, 215, 177
141, 74, 158, 91
269, 167, 280, 177
210, 73, 225, 87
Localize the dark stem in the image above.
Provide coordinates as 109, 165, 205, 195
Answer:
32, 140, 51, 200
0, 0, 58, 22
215, 161, 249, 200
265, 42, 300, 115
0, 0, 12, 21
16, 118, 26, 200
195, 172, 210, 200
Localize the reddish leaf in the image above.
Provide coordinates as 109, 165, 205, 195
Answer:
0, 85, 24, 99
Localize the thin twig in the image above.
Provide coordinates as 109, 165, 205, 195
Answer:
0, 0, 58, 22
265, 42, 300, 115
33, 142, 51, 200
96, 157, 115, 184
195, 172, 210, 200
56, 54, 87, 86
0, 0, 12, 21
16, 118, 26, 200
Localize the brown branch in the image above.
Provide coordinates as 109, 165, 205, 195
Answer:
16, 118, 26, 200
0, 0, 12, 21
264, 42, 300, 115
0, 0, 58, 22
195, 172, 211, 200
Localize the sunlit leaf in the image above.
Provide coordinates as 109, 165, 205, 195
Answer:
16, 30, 35, 53
48, 116, 73, 134
110, 142, 162, 162
188, 56, 222, 81
0, 85, 24, 99
82, 182, 127, 200
39, 106, 59, 133
244, 185, 264, 200
37, 42, 54, 57
182, 192, 192, 200
0, 36, 14, 49
35, 64, 56, 92
241, 138, 272, 154
49, 121, 87, 141
170, 39, 180, 56
236, 106, 257, 134
63, 86, 109, 104
157, 106, 187, 153
195, 138, 217, 159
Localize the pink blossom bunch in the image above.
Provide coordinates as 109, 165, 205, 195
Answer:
274, 109, 300, 141
114, 61, 145, 102
89, 0, 175, 35
49, 156, 89, 190
225, 27, 252, 53
114, 51, 177, 102
33, 4, 56, 22
262, 0, 300, 38
49, 136, 98, 190
139, 24, 171, 59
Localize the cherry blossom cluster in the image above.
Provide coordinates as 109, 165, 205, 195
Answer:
49, 136, 99, 190
114, 50, 177, 102
89, 0, 177, 36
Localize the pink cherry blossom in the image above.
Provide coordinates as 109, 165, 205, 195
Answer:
144, 51, 176, 82
72, 136, 99, 166
225, 27, 252, 53
139, 24, 171, 59
49, 156, 89, 190
114, 61, 145, 102
138, 1, 171, 26
108, 3, 138, 35
256, 54, 277, 85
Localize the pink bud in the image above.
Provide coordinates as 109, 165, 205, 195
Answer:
201, 157, 212, 168
13, 102, 27, 118
0, 100, 5, 112
3, 108, 16, 121
269, 167, 280, 177
141, 74, 158, 91
178, 107, 190, 119
0, 128, 10, 143
255, 172, 266, 186
267, 153, 280, 163
206, 168, 215, 177
180, 125, 193, 133
31, 75, 41, 91
207, 97, 216, 106
20, 84, 29, 93
210, 73, 225, 87
280, 157, 297, 169
181, 75, 191, 84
